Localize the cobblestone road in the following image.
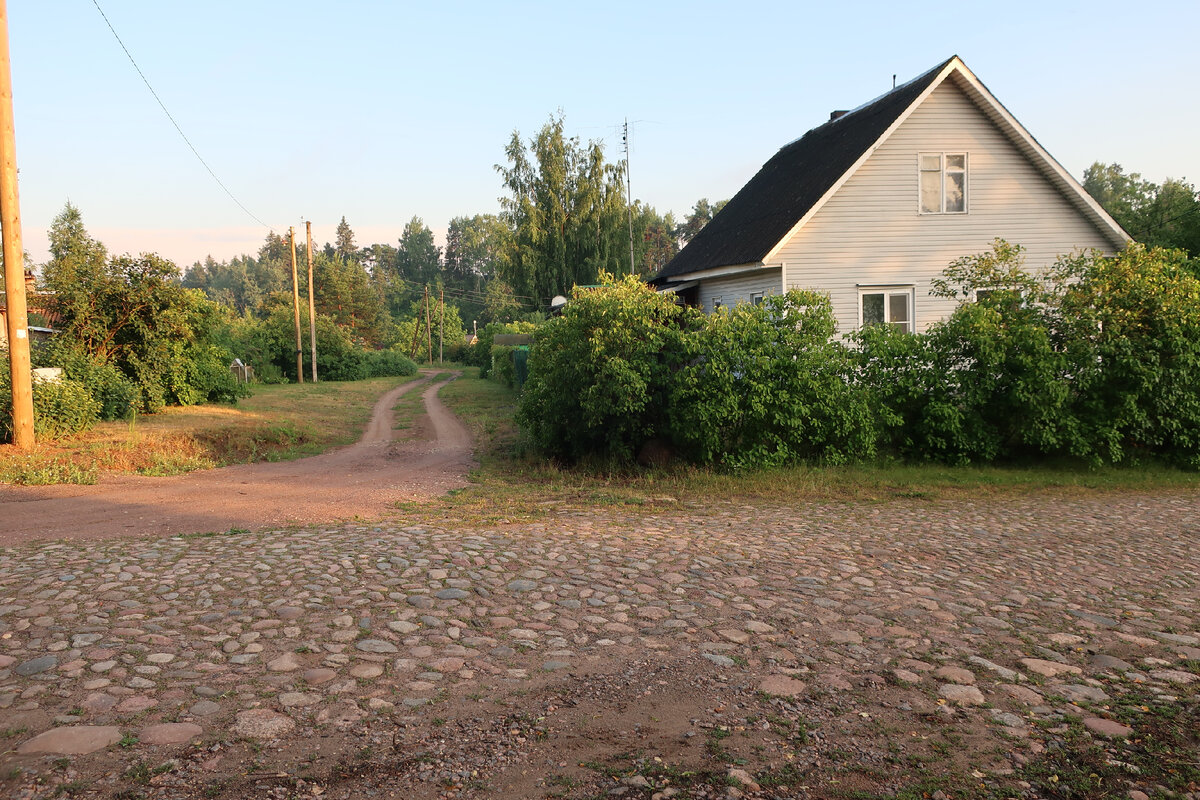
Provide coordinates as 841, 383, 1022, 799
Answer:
0, 492, 1197, 798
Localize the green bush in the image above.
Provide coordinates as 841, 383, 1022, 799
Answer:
490, 345, 518, 388
672, 292, 875, 468
518, 274, 692, 463
34, 339, 137, 420
364, 349, 418, 378
472, 320, 538, 378
0, 352, 100, 441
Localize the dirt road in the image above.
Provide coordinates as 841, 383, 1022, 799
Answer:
0, 372, 475, 546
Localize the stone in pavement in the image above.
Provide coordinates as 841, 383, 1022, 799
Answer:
140, 723, 203, 745
15, 655, 57, 676
1091, 654, 1135, 671
933, 666, 975, 684
1149, 669, 1197, 684
355, 639, 398, 654
231, 709, 295, 739
759, 675, 807, 697
939, 684, 986, 706
1020, 658, 1083, 678
1056, 684, 1110, 703
267, 653, 302, 672
18, 726, 122, 755
1083, 717, 1133, 738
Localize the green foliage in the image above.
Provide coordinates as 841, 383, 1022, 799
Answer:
671, 292, 874, 468
489, 345, 523, 389
363, 350, 418, 378
1084, 162, 1200, 256
856, 239, 1200, 468
41, 204, 248, 414
497, 114, 629, 306
515, 241, 1200, 471
0, 353, 99, 441
35, 339, 137, 421
471, 320, 539, 378
518, 274, 691, 462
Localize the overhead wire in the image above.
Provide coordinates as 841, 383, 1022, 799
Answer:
90, 0, 273, 230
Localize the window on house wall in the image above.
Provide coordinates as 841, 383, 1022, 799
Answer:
712, 296, 723, 312
750, 292, 765, 306
919, 153, 967, 214
860, 288, 913, 332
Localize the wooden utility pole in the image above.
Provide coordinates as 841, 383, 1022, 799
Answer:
288, 227, 303, 383
424, 285, 433, 365
0, 0, 33, 449
438, 287, 444, 364
305, 221, 317, 383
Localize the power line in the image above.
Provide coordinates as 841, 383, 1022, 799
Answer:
90, 0, 271, 230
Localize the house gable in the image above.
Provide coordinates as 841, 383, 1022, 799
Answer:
776, 77, 1124, 333
655, 56, 1128, 290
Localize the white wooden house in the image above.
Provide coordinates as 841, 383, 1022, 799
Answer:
653, 56, 1129, 334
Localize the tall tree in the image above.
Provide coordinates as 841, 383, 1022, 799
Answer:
335, 216, 356, 259
676, 198, 728, 247
496, 114, 628, 306
1084, 162, 1200, 256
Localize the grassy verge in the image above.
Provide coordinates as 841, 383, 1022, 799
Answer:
0, 375, 419, 485
437, 371, 1200, 517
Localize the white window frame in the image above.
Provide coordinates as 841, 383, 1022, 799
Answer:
918, 152, 968, 215
749, 291, 765, 306
858, 286, 915, 333
712, 296, 723, 312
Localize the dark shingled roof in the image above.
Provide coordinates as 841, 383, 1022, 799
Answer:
656, 57, 956, 281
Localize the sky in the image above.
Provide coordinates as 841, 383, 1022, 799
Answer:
8, 1, 1199, 268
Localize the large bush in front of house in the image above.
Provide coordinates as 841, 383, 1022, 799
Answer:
853, 240, 1200, 467
670, 291, 874, 468
515, 242, 1200, 470
1053, 244, 1200, 468
518, 273, 693, 463
853, 240, 1072, 464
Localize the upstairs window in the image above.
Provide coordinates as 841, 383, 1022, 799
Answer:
750, 291, 765, 306
860, 287, 913, 333
919, 152, 967, 214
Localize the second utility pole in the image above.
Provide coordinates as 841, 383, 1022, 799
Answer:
305, 221, 317, 383
288, 227, 303, 383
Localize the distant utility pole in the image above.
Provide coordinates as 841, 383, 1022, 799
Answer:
424, 285, 433, 365
305, 221, 317, 383
288, 227, 303, 383
0, 0, 33, 449
623, 118, 635, 278
438, 286, 444, 364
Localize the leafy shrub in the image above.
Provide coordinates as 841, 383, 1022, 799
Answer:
363, 349, 418, 378
490, 345, 519, 388
0, 353, 100, 441
518, 274, 692, 463
34, 339, 137, 420
672, 292, 875, 468
472, 320, 538, 378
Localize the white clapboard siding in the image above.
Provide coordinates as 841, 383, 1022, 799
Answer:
698, 269, 783, 312
777, 78, 1117, 335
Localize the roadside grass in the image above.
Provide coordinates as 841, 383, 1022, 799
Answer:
0, 375, 418, 485
436, 370, 1200, 517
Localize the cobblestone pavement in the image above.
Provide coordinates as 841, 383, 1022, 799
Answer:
0, 492, 1197, 798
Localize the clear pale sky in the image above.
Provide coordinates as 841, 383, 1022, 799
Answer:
9, 1, 1199, 268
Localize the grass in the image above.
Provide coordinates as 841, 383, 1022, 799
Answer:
434, 369, 1200, 515
0, 375, 420, 485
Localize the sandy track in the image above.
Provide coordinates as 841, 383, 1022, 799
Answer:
0, 372, 475, 546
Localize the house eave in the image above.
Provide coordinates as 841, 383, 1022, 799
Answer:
660, 262, 772, 283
